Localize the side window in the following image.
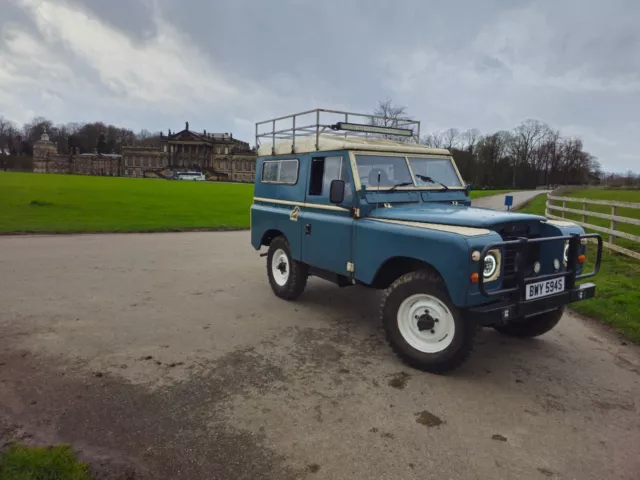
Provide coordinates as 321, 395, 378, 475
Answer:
261, 159, 299, 184
309, 156, 350, 198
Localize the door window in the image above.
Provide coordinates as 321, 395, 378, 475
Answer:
308, 156, 352, 201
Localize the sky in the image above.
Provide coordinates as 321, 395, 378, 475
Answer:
1, 0, 638, 173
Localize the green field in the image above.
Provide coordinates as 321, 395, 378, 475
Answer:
0, 172, 254, 233
520, 192, 640, 342
0, 172, 512, 233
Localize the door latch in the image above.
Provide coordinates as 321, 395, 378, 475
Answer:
305, 224, 312, 235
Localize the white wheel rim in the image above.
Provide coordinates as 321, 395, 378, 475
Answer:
271, 249, 290, 286
397, 294, 455, 353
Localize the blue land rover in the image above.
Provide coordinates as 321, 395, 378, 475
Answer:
251, 109, 602, 373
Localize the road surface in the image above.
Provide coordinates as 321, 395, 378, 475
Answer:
1, 230, 638, 479
472, 190, 550, 211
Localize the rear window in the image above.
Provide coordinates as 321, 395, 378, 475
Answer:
261, 159, 299, 184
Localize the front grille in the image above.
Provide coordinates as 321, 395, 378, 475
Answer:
498, 224, 540, 288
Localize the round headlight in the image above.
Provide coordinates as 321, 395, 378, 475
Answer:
483, 254, 497, 278
563, 242, 569, 264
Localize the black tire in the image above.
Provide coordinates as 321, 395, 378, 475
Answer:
494, 308, 564, 338
381, 270, 478, 374
266, 236, 308, 300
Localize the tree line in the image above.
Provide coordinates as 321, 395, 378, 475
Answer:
373, 100, 639, 189
0, 116, 161, 158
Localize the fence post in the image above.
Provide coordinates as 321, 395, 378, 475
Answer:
610, 205, 617, 245
562, 200, 566, 218
582, 201, 588, 224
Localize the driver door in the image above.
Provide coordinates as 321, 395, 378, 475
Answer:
300, 155, 355, 275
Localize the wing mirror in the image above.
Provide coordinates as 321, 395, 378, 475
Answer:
329, 179, 345, 204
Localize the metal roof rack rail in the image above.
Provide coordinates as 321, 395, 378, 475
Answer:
255, 108, 421, 155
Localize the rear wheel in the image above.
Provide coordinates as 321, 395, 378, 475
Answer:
382, 270, 477, 374
266, 236, 308, 300
494, 308, 564, 337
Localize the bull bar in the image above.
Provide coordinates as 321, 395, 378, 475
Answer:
467, 233, 603, 326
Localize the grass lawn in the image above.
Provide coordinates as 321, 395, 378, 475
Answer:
0, 173, 518, 234
0, 444, 92, 480
520, 193, 640, 343
0, 172, 254, 233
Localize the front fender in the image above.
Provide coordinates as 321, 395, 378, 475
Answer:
354, 219, 498, 307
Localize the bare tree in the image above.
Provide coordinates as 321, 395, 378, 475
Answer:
509, 119, 548, 188
461, 128, 482, 153
421, 132, 444, 148
371, 99, 414, 142
442, 128, 460, 150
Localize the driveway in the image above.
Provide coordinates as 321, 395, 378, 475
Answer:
0, 231, 638, 480
472, 190, 550, 211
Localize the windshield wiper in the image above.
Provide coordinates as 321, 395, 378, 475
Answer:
388, 182, 413, 192
416, 174, 449, 191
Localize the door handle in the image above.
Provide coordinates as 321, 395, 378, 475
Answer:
305, 224, 312, 235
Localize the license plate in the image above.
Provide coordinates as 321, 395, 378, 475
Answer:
525, 277, 565, 300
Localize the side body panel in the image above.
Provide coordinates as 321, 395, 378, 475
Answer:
251, 153, 309, 259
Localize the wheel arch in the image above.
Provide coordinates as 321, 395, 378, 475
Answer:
369, 256, 445, 290
260, 229, 287, 247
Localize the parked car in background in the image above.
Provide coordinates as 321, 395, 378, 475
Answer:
175, 172, 206, 181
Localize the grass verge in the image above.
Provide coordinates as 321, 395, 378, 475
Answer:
520, 194, 640, 342
0, 444, 92, 480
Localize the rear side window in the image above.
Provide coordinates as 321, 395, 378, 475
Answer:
261, 159, 299, 184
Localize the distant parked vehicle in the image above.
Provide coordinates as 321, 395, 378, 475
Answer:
175, 172, 205, 181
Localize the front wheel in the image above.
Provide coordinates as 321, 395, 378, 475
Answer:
381, 270, 477, 374
493, 308, 564, 337
266, 236, 308, 300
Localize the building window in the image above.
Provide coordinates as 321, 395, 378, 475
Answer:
224, 147, 229, 155
134, 156, 141, 167
261, 159, 299, 184
216, 147, 221, 154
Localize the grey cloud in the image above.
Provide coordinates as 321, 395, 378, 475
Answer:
1, 0, 638, 172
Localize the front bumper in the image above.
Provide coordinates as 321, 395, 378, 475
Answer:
467, 282, 596, 326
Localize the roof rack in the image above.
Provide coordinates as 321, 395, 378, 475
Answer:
255, 108, 421, 155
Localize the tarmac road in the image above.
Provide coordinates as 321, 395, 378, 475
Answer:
471, 190, 551, 211
1, 228, 639, 478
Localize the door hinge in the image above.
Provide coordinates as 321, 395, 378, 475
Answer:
353, 207, 360, 218
346, 262, 355, 273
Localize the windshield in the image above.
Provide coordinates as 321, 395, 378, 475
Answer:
354, 154, 462, 189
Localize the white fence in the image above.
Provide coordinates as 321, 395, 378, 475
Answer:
546, 195, 640, 261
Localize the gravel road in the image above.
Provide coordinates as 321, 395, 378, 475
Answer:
1, 222, 638, 479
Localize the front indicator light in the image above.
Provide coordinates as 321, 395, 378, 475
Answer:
578, 255, 586, 264
470, 273, 479, 284
554, 259, 560, 270
533, 261, 541, 274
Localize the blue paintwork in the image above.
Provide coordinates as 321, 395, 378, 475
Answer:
250, 148, 587, 309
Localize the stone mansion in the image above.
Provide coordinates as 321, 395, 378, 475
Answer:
33, 122, 257, 183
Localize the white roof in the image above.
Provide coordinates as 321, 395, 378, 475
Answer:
257, 135, 451, 157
